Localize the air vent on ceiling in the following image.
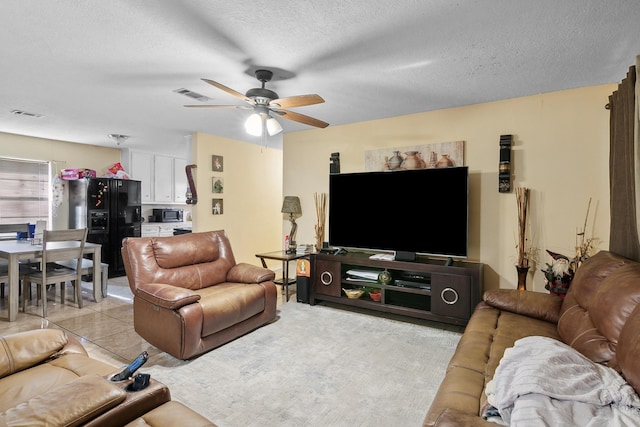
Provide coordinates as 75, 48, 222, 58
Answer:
173, 88, 211, 102
10, 109, 44, 118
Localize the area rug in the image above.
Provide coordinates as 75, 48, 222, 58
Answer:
142, 302, 462, 427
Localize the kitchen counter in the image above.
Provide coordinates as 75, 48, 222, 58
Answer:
142, 222, 192, 237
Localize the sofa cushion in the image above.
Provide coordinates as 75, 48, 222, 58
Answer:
0, 329, 68, 379
615, 304, 640, 391
123, 401, 216, 427
590, 264, 640, 343
0, 374, 126, 427
0, 352, 118, 413
423, 302, 561, 426
123, 231, 237, 290
483, 288, 562, 324
199, 283, 266, 337
558, 251, 635, 363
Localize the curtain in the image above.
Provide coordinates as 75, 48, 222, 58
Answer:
609, 61, 640, 260
0, 157, 50, 226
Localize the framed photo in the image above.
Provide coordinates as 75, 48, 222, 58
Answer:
212, 198, 223, 215
212, 155, 224, 172
212, 176, 224, 193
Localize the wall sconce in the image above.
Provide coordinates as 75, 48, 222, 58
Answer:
499, 134, 512, 193
281, 196, 302, 253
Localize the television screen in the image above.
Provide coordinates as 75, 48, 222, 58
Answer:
328, 166, 468, 258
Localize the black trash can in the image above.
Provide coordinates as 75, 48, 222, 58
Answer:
297, 276, 310, 303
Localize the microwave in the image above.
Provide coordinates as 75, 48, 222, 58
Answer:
152, 208, 183, 222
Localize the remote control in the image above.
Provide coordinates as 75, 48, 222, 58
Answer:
110, 351, 148, 381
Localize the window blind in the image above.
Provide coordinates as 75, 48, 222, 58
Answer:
0, 158, 50, 225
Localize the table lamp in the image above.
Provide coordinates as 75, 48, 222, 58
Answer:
281, 196, 302, 254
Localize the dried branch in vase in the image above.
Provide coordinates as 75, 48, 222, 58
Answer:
516, 187, 531, 268
573, 198, 598, 271
314, 192, 327, 251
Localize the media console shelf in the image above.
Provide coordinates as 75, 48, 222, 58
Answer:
310, 252, 483, 326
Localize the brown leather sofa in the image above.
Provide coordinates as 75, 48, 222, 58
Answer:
121, 230, 277, 360
423, 250, 640, 426
0, 328, 215, 426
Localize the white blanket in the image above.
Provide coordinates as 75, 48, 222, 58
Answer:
485, 336, 640, 426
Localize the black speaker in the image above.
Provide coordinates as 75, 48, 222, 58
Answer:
296, 276, 310, 303
330, 152, 340, 174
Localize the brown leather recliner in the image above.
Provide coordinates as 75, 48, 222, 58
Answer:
121, 230, 277, 360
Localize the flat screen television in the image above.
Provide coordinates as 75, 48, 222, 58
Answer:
328, 166, 469, 259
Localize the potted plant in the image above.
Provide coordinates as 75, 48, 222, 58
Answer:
542, 198, 598, 298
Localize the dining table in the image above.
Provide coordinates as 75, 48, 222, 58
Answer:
0, 239, 102, 322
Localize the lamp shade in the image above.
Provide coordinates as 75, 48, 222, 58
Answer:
281, 196, 301, 215
244, 113, 263, 136
266, 117, 283, 136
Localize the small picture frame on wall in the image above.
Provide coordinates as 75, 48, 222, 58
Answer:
212, 155, 224, 172
212, 198, 223, 215
212, 177, 224, 193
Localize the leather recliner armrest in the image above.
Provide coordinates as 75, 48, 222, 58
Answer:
483, 289, 562, 324
135, 282, 201, 310
227, 263, 276, 284
0, 374, 126, 427
431, 408, 497, 427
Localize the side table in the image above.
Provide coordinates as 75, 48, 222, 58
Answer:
255, 250, 307, 301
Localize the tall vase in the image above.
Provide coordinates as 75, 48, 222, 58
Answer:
516, 266, 529, 291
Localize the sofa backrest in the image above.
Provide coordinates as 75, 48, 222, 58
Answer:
558, 250, 640, 365
121, 230, 237, 292
0, 329, 68, 379
615, 302, 640, 393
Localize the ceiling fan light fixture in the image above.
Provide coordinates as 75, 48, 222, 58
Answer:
108, 134, 130, 146
245, 113, 263, 136
266, 117, 283, 136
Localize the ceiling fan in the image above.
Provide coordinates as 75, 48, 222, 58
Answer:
185, 69, 329, 136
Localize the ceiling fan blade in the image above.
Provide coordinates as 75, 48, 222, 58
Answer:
201, 78, 254, 104
270, 94, 325, 109
184, 104, 248, 109
276, 110, 329, 129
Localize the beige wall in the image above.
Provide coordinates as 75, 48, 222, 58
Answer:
0, 84, 616, 287
283, 84, 616, 292
0, 131, 284, 266
0, 132, 121, 230
191, 132, 283, 264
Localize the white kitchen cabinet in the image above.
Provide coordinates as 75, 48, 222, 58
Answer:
123, 149, 187, 204
173, 157, 188, 203
153, 155, 174, 203
130, 151, 153, 202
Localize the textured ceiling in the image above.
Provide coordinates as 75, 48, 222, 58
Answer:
1, 0, 639, 154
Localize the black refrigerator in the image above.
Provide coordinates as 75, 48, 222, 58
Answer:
69, 178, 142, 277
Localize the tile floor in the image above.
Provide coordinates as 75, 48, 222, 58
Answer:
0, 277, 294, 368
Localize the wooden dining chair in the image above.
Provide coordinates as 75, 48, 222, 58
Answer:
20, 228, 88, 317
0, 223, 30, 298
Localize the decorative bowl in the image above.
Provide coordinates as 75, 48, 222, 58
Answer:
342, 288, 364, 299
369, 290, 382, 302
